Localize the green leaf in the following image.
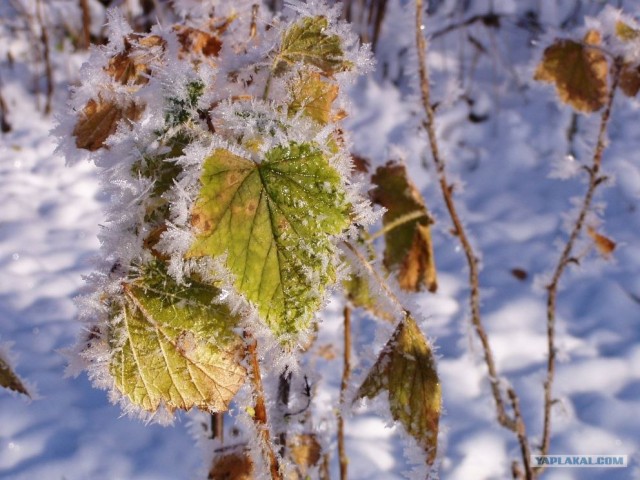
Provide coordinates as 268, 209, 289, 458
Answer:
534, 30, 608, 112
188, 142, 350, 340
109, 263, 246, 413
371, 162, 438, 293
0, 354, 29, 397
274, 16, 353, 76
357, 317, 440, 465
288, 71, 339, 125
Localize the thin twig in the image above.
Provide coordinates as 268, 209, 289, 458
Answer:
35, 0, 53, 115
342, 241, 407, 318
414, 0, 517, 433
337, 305, 352, 480
0, 72, 11, 133
366, 209, 428, 243
539, 61, 621, 467
211, 412, 224, 442
245, 332, 282, 480
79, 0, 91, 49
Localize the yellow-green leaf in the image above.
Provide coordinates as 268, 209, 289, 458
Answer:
615, 21, 640, 41
188, 142, 350, 340
274, 16, 353, 76
288, 72, 339, 125
0, 354, 29, 397
357, 317, 440, 465
109, 264, 246, 413
371, 162, 437, 292
534, 30, 608, 112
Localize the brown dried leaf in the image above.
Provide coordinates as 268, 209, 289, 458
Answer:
0, 354, 29, 397
620, 63, 640, 97
209, 449, 254, 480
73, 99, 143, 151
350, 153, 370, 174
587, 226, 616, 259
287, 433, 322, 479
105, 35, 164, 86
175, 26, 223, 59
371, 161, 437, 292
357, 317, 440, 465
511, 268, 528, 281
534, 30, 608, 112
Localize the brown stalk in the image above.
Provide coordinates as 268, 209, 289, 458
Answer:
79, 0, 91, 49
337, 305, 352, 480
508, 388, 532, 480
35, 0, 53, 115
245, 332, 282, 480
0, 72, 11, 133
414, 0, 516, 433
211, 412, 224, 442
539, 61, 621, 467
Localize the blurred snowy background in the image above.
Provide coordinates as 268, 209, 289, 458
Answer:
0, 0, 639, 479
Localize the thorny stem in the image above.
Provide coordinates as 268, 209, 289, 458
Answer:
366, 209, 429, 243
337, 306, 352, 480
414, 0, 517, 433
539, 61, 621, 469
244, 332, 282, 480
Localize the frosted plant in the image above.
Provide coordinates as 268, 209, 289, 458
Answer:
60, 1, 442, 477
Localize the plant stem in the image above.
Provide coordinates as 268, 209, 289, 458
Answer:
367, 209, 429, 243
211, 412, 224, 442
414, 0, 517, 433
343, 241, 408, 318
35, 0, 53, 115
337, 305, 352, 480
508, 388, 532, 480
79, 0, 91, 49
539, 61, 621, 468
245, 332, 282, 480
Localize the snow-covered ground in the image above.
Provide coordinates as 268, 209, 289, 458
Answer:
1, 1, 639, 479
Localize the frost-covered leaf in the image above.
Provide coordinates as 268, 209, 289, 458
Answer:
188, 142, 350, 339
357, 316, 440, 465
73, 99, 142, 151
534, 30, 608, 112
288, 72, 339, 124
0, 354, 29, 397
175, 25, 223, 59
371, 162, 437, 292
615, 21, 640, 41
106, 35, 164, 86
274, 16, 353, 76
587, 226, 616, 259
209, 448, 254, 479
109, 264, 246, 413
